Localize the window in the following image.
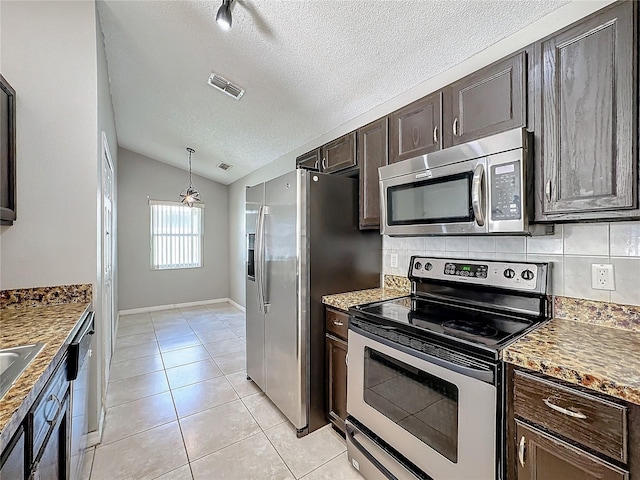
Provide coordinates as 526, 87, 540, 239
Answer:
150, 200, 204, 270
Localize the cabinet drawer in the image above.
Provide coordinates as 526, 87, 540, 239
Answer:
31, 357, 68, 459
326, 308, 348, 340
514, 370, 627, 462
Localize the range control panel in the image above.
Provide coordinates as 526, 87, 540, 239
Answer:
409, 256, 547, 292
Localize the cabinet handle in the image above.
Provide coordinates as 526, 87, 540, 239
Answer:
321, 158, 327, 170
518, 436, 526, 467
345, 353, 349, 366
45, 393, 62, 425
543, 398, 587, 419
545, 180, 552, 202
29, 463, 40, 480
453, 118, 460, 137
314, 160, 319, 170
433, 125, 439, 144
333, 320, 344, 326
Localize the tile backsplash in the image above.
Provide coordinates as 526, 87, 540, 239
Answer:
382, 221, 640, 306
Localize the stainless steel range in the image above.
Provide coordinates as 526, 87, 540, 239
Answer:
346, 256, 550, 480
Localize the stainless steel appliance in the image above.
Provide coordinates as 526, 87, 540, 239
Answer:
347, 257, 550, 480
246, 169, 381, 436
68, 311, 94, 480
379, 128, 551, 236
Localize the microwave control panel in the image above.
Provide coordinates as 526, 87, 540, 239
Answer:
491, 160, 521, 220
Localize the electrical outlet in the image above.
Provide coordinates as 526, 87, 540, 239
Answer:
390, 252, 399, 269
591, 264, 615, 291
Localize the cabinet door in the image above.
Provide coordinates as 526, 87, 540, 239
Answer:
296, 148, 321, 171
321, 132, 357, 173
445, 52, 526, 147
390, 92, 442, 163
31, 393, 70, 480
516, 421, 628, 480
358, 117, 388, 229
1, 425, 25, 480
537, 2, 636, 219
326, 334, 348, 433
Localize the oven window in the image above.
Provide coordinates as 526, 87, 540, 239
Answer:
387, 172, 472, 225
364, 347, 459, 463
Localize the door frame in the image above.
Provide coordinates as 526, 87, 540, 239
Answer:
101, 131, 115, 368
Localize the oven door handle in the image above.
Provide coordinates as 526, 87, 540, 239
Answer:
351, 324, 495, 384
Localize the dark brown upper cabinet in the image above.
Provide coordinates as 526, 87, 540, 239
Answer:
357, 117, 388, 229
535, 1, 638, 221
295, 148, 321, 171
389, 91, 442, 164
321, 132, 357, 173
444, 52, 526, 147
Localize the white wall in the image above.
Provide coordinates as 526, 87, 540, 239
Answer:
117, 148, 229, 311
0, 1, 98, 289
228, 0, 615, 308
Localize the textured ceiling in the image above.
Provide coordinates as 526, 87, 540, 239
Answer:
98, 0, 568, 185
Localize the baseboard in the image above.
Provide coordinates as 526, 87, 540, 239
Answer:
119, 297, 239, 316
227, 298, 246, 312
86, 405, 106, 447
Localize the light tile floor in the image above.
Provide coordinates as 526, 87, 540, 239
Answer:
84, 303, 364, 480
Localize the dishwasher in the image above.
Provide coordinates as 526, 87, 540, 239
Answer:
68, 311, 95, 480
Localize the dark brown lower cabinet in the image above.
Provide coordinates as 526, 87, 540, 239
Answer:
515, 420, 628, 480
1, 425, 26, 480
326, 334, 348, 433
30, 391, 70, 480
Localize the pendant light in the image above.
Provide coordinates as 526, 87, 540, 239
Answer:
216, 0, 232, 31
179, 147, 201, 207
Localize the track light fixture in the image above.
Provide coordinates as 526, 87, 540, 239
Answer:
216, 0, 232, 31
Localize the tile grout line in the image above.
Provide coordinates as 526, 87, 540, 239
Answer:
156, 313, 196, 480
253, 411, 297, 479
298, 449, 347, 479
97, 305, 249, 479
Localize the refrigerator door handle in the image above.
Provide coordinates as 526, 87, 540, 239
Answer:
256, 205, 269, 313
256, 205, 265, 313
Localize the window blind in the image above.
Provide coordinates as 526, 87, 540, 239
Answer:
149, 200, 204, 270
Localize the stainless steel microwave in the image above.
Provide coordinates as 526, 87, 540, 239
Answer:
379, 128, 551, 236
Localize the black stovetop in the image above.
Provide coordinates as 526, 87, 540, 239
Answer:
351, 295, 541, 360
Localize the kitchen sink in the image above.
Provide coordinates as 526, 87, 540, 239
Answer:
0, 343, 45, 399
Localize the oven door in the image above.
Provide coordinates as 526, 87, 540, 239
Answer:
380, 157, 488, 236
347, 328, 497, 480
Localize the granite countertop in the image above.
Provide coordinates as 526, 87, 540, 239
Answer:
322, 287, 409, 312
504, 317, 640, 406
0, 302, 90, 447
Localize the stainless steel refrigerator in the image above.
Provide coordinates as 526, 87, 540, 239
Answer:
246, 169, 381, 436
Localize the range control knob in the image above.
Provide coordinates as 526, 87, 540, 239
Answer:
503, 268, 516, 279
414, 262, 422, 270
425, 262, 433, 271
521, 269, 535, 280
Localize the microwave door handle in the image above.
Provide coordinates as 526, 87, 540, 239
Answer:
472, 164, 486, 227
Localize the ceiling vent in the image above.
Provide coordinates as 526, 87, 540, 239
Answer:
218, 162, 232, 171
208, 73, 245, 100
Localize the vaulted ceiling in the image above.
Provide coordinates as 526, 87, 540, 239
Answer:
98, 0, 568, 185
